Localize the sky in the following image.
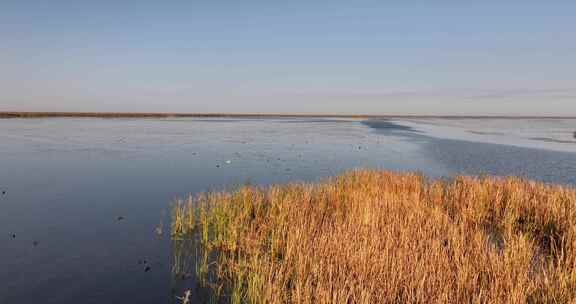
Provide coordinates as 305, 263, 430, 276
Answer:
1, 1, 575, 115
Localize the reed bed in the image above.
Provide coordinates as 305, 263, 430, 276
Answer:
171, 169, 576, 304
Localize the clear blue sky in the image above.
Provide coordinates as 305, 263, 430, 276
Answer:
1, 1, 575, 115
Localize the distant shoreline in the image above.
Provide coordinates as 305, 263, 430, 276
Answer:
1, 112, 575, 119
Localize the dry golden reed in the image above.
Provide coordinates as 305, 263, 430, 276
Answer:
171, 169, 576, 304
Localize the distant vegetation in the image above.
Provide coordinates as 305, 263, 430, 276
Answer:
171, 169, 576, 303
1, 112, 574, 119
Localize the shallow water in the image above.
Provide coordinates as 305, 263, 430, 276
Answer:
0, 117, 575, 303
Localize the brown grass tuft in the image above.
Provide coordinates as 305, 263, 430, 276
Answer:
171, 169, 576, 303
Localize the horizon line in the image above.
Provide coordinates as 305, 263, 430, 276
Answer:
1, 111, 575, 119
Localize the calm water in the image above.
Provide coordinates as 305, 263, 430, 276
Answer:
1, 117, 575, 303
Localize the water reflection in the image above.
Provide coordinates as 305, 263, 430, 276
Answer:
171, 237, 221, 303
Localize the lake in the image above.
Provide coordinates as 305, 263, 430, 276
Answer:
1, 117, 575, 303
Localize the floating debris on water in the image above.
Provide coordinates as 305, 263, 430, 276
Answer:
11, 234, 16, 239
117, 216, 124, 221
176, 290, 191, 304
144, 266, 151, 272
155, 211, 164, 236
33, 241, 39, 247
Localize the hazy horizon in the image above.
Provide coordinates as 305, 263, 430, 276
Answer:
2, 1, 575, 115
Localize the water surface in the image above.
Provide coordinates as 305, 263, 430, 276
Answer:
0, 117, 575, 303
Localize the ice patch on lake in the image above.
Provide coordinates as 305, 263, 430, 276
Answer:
389, 118, 576, 153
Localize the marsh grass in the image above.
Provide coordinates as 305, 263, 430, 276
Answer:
171, 169, 576, 303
